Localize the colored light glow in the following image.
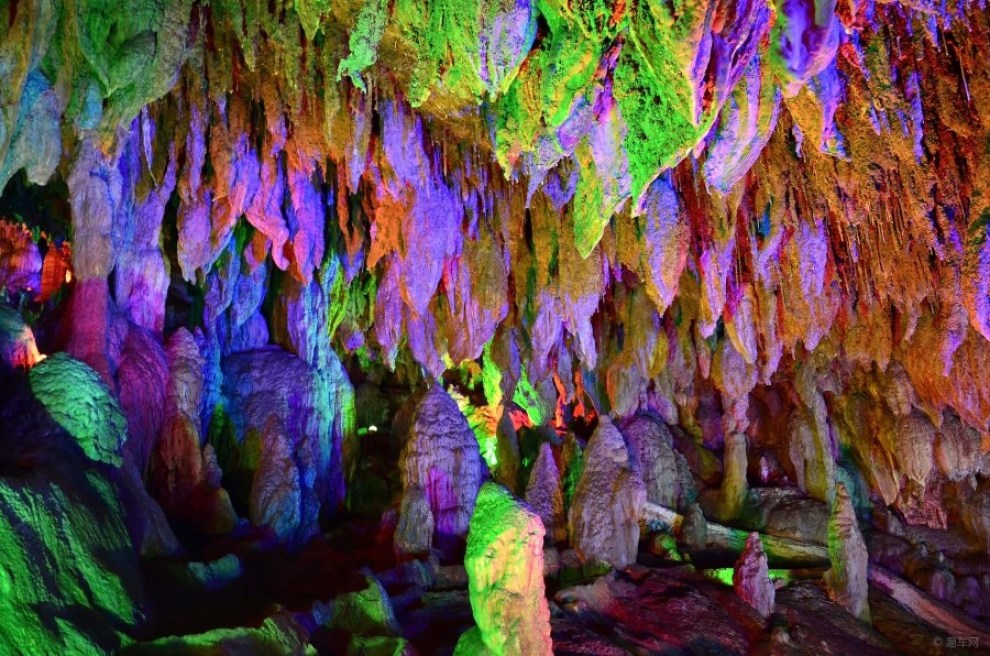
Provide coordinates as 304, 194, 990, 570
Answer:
704, 568, 794, 587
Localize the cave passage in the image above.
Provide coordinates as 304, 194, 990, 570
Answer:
1, 1, 990, 655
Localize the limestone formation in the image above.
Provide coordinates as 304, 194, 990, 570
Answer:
220, 347, 348, 542
394, 486, 435, 559
331, 571, 402, 638
2, 0, 990, 652
568, 418, 646, 569
715, 431, 749, 522
824, 484, 871, 623
525, 442, 568, 544
151, 329, 236, 535
733, 533, 775, 619
0, 305, 42, 374
455, 483, 553, 656
250, 424, 303, 543
622, 415, 695, 511
399, 385, 486, 555
28, 353, 128, 467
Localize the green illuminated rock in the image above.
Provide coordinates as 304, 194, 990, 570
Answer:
330, 570, 401, 637
119, 612, 314, 655
455, 483, 552, 656
29, 353, 128, 467
0, 467, 142, 654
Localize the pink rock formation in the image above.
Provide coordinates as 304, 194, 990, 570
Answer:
733, 532, 775, 619
151, 328, 236, 534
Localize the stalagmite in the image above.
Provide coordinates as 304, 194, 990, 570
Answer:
622, 415, 695, 510
2, 0, 990, 652
525, 442, 567, 544
454, 483, 553, 656
569, 418, 646, 569
715, 431, 749, 522
823, 484, 871, 623
394, 486, 434, 559
733, 532, 775, 619
399, 385, 486, 557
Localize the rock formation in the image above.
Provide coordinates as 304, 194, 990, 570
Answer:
399, 385, 486, 557
733, 533, 775, 619
568, 418, 646, 569
1, 0, 990, 652
394, 486, 435, 559
525, 442, 568, 544
28, 353, 128, 467
150, 329, 237, 535
622, 415, 695, 511
219, 346, 349, 543
0, 305, 42, 373
824, 484, 871, 623
455, 483, 553, 656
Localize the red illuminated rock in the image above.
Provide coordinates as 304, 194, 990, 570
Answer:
734, 532, 775, 619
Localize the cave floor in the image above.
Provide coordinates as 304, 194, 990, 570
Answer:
133, 521, 982, 656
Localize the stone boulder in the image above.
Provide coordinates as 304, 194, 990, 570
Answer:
28, 353, 128, 467
399, 385, 485, 557
330, 570, 401, 637
568, 418, 646, 569
824, 484, 871, 622
347, 636, 416, 656
454, 483, 552, 656
525, 442, 567, 544
119, 612, 314, 655
0, 378, 144, 654
733, 532, 774, 619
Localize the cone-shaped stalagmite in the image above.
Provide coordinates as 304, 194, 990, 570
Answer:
399, 385, 486, 557
568, 418, 646, 569
734, 532, 775, 619
525, 442, 567, 544
824, 484, 871, 623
